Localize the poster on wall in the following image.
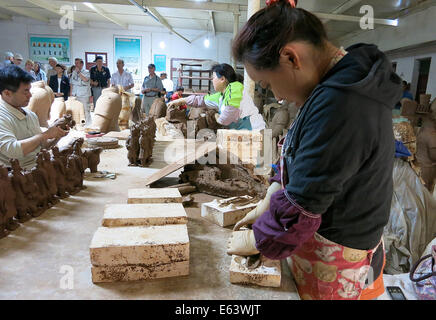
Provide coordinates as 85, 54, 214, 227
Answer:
154, 54, 166, 72
114, 36, 141, 80
29, 35, 71, 64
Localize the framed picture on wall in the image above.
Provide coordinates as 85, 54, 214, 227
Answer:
29, 35, 71, 64
85, 52, 108, 70
154, 54, 166, 72
114, 36, 142, 80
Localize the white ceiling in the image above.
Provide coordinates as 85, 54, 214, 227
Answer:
0, 0, 433, 41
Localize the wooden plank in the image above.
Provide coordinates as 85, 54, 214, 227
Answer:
102, 203, 188, 227
104, 130, 131, 140
89, 225, 189, 267
91, 260, 189, 283
143, 141, 217, 186
127, 188, 183, 204
229, 255, 281, 288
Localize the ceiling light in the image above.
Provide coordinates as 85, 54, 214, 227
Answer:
204, 38, 210, 48
160, 41, 166, 49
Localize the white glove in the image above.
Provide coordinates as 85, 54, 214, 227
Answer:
227, 230, 259, 256
233, 182, 281, 231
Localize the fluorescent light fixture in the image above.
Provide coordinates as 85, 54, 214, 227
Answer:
160, 41, 166, 49
204, 38, 210, 48
393, 19, 399, 26
83, 2, 94, 9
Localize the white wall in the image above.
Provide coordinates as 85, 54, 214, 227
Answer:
340, 6, 436, 100
390, 52, 436, 100
0, 17, 234, 84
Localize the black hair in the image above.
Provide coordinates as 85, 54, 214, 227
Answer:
56, 63, 66, 71
148, 64, 156, 69
212, 63, 238, 83
236, 73, 244, 83
0, 65, 35, 93
232, 0, 327, 70
176, 86, 184, 92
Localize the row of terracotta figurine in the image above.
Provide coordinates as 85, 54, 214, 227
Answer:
126, 117, 157, 167
0, 138, 103, 239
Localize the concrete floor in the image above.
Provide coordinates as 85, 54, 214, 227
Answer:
0, 138, 299, 300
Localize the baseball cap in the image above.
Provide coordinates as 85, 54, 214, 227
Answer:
148, 64, 156, 69
14, 53, 23, 60
48, 57, 58, 63
5, 51, 14, 58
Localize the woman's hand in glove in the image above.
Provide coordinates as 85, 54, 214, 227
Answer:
227, 230, 259, 256
167, 98, 187, 108
233, 182, 281, 231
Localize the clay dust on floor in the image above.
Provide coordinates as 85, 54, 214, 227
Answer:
0, 138, 299, 300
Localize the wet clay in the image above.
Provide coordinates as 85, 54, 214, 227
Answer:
32, 153, 53, 210
50, 148, 69, 199
10, 159, 33, 223
51, 114, 76, 131
126, 117, 156, 167
0, 165, 18, 236
65, 155, 81, 195
83, 148, 103, 173
179, 149, 268, 198
41, 150, 60, 205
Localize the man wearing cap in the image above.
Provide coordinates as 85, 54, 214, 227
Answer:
13, 53, 23, 67
141, 64, 163, 115
111, 59, 134, 92
0, 52, 14, 69
71, 58, 92, 125
46, 57, 58, 79
0, 65, 68, 170
90, 56, 111, 111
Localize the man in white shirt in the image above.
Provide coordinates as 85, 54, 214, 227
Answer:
160, 72, 174, 101
111, 59, 135, 92
0, 65, 68, 170
70, 58, 92, 125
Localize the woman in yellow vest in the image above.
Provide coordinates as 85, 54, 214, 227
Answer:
168, 63, 252, 130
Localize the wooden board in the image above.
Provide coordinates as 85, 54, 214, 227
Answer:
104, 130, 131, 140
127, 188, 183, 204
91, 260, 189, 283
102, 203, 187, 227
144, 141, 217, 186
229, 255, 281, 288
89, 225, 189, 267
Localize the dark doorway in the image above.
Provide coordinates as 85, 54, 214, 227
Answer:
415, 58, 431, 101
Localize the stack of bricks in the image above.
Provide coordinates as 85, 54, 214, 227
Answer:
89, 188, 190, 283
216, 130, 264, 166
